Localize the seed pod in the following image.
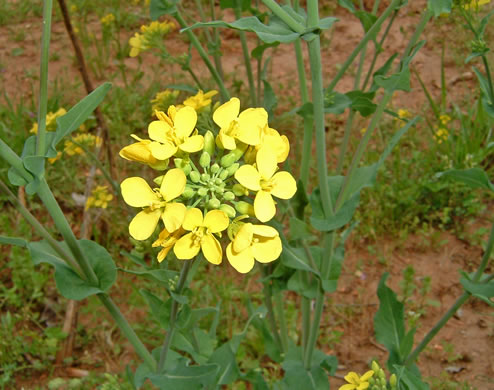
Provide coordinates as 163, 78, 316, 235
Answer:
204, 130, 215, 155
190, 171, 201, 183
199, 151, 211, 168
208, 198, 221, 209
219, 204, 236, 218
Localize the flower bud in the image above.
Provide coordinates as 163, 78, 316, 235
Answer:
190, 171, 201, 183
235, 201, 254, 216
208, 198, 221, 209
219, 204, 236, 218
204, 130, 215, 155
233, 183, 248, 197
201, 173, 210, 182
219, 169, 229, 180
153, 175, 164, 186
197, 187, 208, 197
389, 374, 397, 389
210, 163, 220, 174
213, 178, 222, 185
223, 191, 235, 201
199, 151, 211, 168
371, 361, 380, 373
220, 152, 237, 168
378, 368, 385, 380
181, 164, 191, 175
182, 186, 195, 199
226, 162, 239, 176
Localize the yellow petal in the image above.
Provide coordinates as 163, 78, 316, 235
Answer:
163, 202, 186, 232
121, 177, 159, 207
183, 208, 203, 231
254, 190, 276, 222
160, 168, 186, 201
338, 385, 356, 390
235, 165, 261, 191
129, 209, 161, 240
204, 210, 229, 233
256, 146, 277, 180
174, 106, 197, 139
357, 383, 369, 390
236, 108, 267, 145
360, 371, 374, 381
157, 246, 172, 262
179, 135, 204, 153
233, 223, 253, 253
252, 224, 278, 238
344, 372, 360, 385
201, 234, 222, 265
148, 120, 172, 143
218, 130, 237, 150
119, 141, 154, 163
226, 243, 255, 273
149, 141, 176, 160
252, 235, 281, 263
213, 97, 240, 129
270, 171, 297, 199
174, 233, 201, 259
278, 135, 290, 162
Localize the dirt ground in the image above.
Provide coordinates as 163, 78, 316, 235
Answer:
2, 0, 494, 388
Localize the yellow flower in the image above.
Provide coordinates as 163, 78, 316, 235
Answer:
140, 20, 175, 36
244, 125, 290, 164
100, 13, 115, 26
235, 147, 297, 222
226, 223, 281, 273
213, 97, 267, 150
119, 134, 169, 170
64, 133, 102, 156
174, 208, 229, 264
439, 114, 451, 125
339, 370, 374, 390
121, 169, 187, 240
152, 227, 185, 262
48, 151, 62, 164
151, 89, 180, 112
147, 106, 204, 160
360, 127, 367, 135
129, 32, 148, 57
30, 108, 67, 134
183, 90, 218, 112
464, 0, 491, 9
85, 185, 113, 210
397, 109, 411, 120
434, 127, 449, 144
70, 4, 77, 13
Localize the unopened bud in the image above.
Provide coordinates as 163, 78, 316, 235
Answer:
190, 171, 201, 183
219, 169, 229, 180
153, 175, 164, 186
378, 368, 385, 380
389, 374, 397, 388
233, 183, 248, 197
235, 201, 254, 216
371, 361, 380, 373
379, 377, 386, 387
199, 151, 211, 168
210, 163, 220, 173
197, 187, 208, 197
182, 186, 195, 199
201, 173, 210, 182
221, 152, 237, 168
223, 191, 235, 201
219, 204, 236, 218
226, 162, 239, 176
204, 130, 215, 155
208, 198, 221, 209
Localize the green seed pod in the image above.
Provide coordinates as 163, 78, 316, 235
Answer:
219, 169, 229, 180
182, 186, 195, 199
190, 171, 201, 183
208, 198, 221, 209
153, 175, 164, 186
226, 162, 240, 176
389, 374, 397, 389
197, 187, 208, 197
223, 191, 235, 201
233, 183, 248, 197
204, 130, 215, 155
235, 201, 254, 216
210, 163, 220, 174
201, 173, 211, 182
220, 152, 237, 168
219, 204, 236, 218
199, 151, 211, 168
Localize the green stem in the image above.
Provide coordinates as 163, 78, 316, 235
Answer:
260, 266, 284, 352
186, 66, 205, 91
274, 290, 288, 352
0, 138, 33, 182
210, 0, 224, 80
482, 56, 494, 104
175, 13, 229, 102
158, 259, 193, 372
400, 9, 432, 66
36, 0, 54, 157
336, 110, 356, 174
262, 0, 305, 34
405, 220, 494, 366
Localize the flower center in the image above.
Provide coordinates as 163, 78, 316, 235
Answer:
260, 179, 274, 192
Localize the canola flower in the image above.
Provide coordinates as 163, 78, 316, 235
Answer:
64, 133, 102, 156
119, 94, 296, 272
30, 108, 67, 134
100, 13, 115, 26
434, 127, 449, 144
183, 90, 218, 112
129, 20, 175, 57
339, 370, 374, 390
151, 89, 180, 112
85, 185, 113, 210
463, 0, 491, 9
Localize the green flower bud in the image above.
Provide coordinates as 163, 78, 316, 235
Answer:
197, 187, 208, 197
219, 169, 229, 180
223, 191, 235, 201
389, 374, 397, 389
214, 178, 222, 185
204, 130, 215, 155
233, 183, 248, 197
210, 163, 220, 174
201, 173, 211, 182
199, 151, 211, 168
182, 186, 195, 199
220, 152, 237, 168
379, 377, 386, 387
378, 368, 385, 380
181, 164, 191, 175
153, 175, 164, 186
235, 201, 254, 216
226, 162, 240, 176
219, 204, 236, 218
214, 185, 224, 194
371, 361, 380, 373
208, 198, 221, 209
190, 171, 201, 183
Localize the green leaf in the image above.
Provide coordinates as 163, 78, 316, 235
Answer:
150, 0, 179, 19
428, 0, 452, 17
338, 0, 356, 13
460, 273, 494, 307
289, 217, 312, 240
287, 271, 318, 299
436, 168, 494, 191
345, 90, 377, 117
0, 236, 27, 247
324, 91, 352, 114
147, 362, 219, 389
310, 192, 360, 232
320, 246, 345, 293
220, 0, 250, 10
262, 79, 278, 116
140, 289, 171, 329
374, 68, 411, 92
290, 180, 309, 219
281, 245, 319, 274
51, 83, 112, 151
393, 365, 431, 390
355, 11, 378, 35
119, 267, 179, 287
370, 53, 398, 92
251, 42, 279, 60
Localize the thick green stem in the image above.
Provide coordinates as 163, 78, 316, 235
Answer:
36, 0, 54, 157
260, 266, 284, 352
274, 291, 288, 352
158, 259, 193, 372
262, 0, 305, 33
175, 13, 229, 101
482, 56, 494, 104
210, 0, 224, 80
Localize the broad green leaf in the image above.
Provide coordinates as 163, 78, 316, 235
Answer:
310, 192, 360, 232
51, 83, 112, 150
289, 217, 312, 241
324, 91, 352, 114
147, 362, 219, 389
140, 289, 171, 329
355, 11, 378, 34
290, 180, 309, 219
173, 328, 215, 365
150, 0, 179, 19
394, 365, 431, 390
374, 68, 411, 92
460, 273, 494, 307
437, 168, 494, 191
281, 245, 319, 274
23, 155, 45, 195
242, 370, 270, 390
251, 42, 279, 60
427, 0, 452, 17
287, 271, 318, 299
338, 0, 356, 13
345, 90, 377, 116
370, 53, 398, 93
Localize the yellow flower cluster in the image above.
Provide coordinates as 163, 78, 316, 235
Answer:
464, 0, 491, 9
339, 370, 374, 390
30, 108, 67, 134
119, 94, 295, 273
129, 20, 175, 57
100, 13, 115, 26
151, 89, 180, 112
434, 113, 451, 144
85, 185, 114, 210
64, 133, 103, 156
